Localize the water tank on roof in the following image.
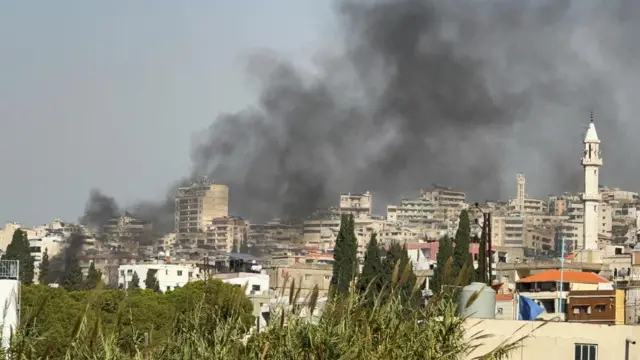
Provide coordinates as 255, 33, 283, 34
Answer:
458, 282, 496, 319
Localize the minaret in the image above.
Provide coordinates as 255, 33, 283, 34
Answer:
516, 174, 526, 213
581, 112, 602, 250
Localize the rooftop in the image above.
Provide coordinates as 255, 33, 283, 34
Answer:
517, 270, 609, 284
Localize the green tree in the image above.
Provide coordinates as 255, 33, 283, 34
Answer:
452, 210, 472, 286
145, 269, 161, 292
231, 239, 238, 253
4, 229, 35, 284
85, 262, 102, 289
62, 257, 84, 291
129, 271, 140, 290
331, 214, 358, 297
431, 235, 453, 294
38, 247, 50, 285
239, 239, 249, 253
357, 232, 382, 299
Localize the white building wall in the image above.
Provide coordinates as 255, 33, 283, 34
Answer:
214, 273, 270, 296
117, 263, 201, 292
581, 122, 602, 251
0, 280, 19, 350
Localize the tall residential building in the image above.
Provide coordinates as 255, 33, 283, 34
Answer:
581, 116, 602, 250
175, 179, 229, 247
205, 216, 248, 253
339, 192, 372, 219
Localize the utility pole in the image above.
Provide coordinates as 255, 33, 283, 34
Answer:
487, 212, 492, 285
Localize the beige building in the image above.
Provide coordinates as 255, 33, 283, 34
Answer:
103, 215, 152, 240
466, 319, 640, 359
524, 226, 555, 251
264, 254, 333, 298
205, 216, 248, 253
303, 217, 386, 255
491, 213, 525, 248
339, 192, 372, 219
175, 179, 229, 247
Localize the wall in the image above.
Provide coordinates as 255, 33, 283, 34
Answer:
466, 319, 640, 359
213, 273, 270, 296
0, 280, 19, 350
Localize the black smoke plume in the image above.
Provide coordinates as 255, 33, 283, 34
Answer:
49, 232, 85, 283
79, 190, 120, 231
83, 0, 640, 226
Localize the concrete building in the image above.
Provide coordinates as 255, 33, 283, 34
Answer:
205, 216, 248, 253
515, 269, 611, 318
491, 213, 525, 248
582, 118, 602, 250
29, 233, 64, 281
175, 178, 229, 247
466, 318, 640, 359
212, 272, 270, 296
0, 222, 22, 252
118, 263, 201, 292
103, 215, 152, 240
567, 289, 625, 325
339, 192, 372, 219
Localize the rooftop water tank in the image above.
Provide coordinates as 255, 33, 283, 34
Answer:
458, 282, 496, 319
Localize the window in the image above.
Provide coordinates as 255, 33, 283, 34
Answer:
127, 269, 132, 275
177, 270, 183, 276
304, 274, 312, 281
251, 284, 261, 292
575, 343, 597, 360
595, 304, 607, 312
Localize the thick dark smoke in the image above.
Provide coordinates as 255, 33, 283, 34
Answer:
84, 0, 640, 226
79, 190, 120, 230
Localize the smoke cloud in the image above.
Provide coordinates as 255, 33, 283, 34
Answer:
84, 0, 640, 226
79, 190, 120, 230
49, 232, 85, 282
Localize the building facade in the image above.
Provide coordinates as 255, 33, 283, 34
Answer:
582, 119, 602, 250
174, 179, 229, 247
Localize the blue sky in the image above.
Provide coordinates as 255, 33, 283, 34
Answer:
0, 1, 333, 226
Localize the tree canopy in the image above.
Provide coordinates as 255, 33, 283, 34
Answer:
85, 262, 102, 289
144, 269, 161, 292
38, 247, 51, 285
357, 232, 382, 300
431, 235, 453, 295
452, 210, 473, 286
4, 229, 35, 284
330, 214, 358, 297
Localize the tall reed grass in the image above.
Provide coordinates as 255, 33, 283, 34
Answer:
3, 261, 540, 359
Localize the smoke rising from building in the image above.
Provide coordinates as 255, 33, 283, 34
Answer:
83, 0, 640, 226
79, 190, 120, 230
49, 232, 85, 283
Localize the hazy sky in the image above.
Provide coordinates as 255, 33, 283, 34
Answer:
0, 1, 332, 226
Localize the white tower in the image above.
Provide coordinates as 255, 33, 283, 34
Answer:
581, 113, 602, 250
516, 174, 526, 213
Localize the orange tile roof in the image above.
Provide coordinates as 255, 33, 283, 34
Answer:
565, 253, 576, 260
496, 294, 514, 301
517, 270, 609, 284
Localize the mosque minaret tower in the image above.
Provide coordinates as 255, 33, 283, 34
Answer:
581, 112, 602, 251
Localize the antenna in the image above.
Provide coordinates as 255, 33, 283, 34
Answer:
590, 110, 594, 123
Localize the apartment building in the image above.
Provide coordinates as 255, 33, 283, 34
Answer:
303, 217, 385, 255
339, 192, 372, 219
29, 233, 65, 282
421, 186, 467, 220
387, 196, 439, 225
548, 193, 581, 216
174, 179, 229, 247
600, 186, 639, 204
524, 226, 555, 251
103, 215, 152, 240
205, 216, 248, 253
491, 213, 525, 248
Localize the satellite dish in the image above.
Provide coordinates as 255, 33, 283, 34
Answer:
158, 251, 166, 257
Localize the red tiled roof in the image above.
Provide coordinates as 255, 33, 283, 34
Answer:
496, 294, 514, 301
517, 270, 609, 284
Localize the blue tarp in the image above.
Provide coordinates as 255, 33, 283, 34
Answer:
518, 295, 545, 321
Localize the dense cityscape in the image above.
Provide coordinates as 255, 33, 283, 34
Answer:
1, 116, 639, 358
6, 0, 640, 358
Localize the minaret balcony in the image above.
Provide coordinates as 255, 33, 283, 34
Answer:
581, 159, 603, 166
581, 193, 601, 201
